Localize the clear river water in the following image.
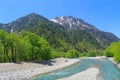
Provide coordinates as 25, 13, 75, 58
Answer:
33, 59, 120, 80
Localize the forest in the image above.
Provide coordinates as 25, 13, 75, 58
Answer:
0, 30, 51, 62
0, 29, 120, 63
104, 41, 120, 62
0, 29, 100, 62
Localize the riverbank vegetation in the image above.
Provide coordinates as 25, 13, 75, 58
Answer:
0, 30, 51, 62
0, 30, 104, 63
104, 41, 120, 62
0, 29, 119, 63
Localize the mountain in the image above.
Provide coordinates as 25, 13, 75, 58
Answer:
0, 23, 4, 29
51, 16, 119, 46
3, 13, 51, 32
1, 13, 71, 47
0, 13, 119, 53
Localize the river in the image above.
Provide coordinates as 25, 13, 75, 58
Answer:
33, 59, 120, 80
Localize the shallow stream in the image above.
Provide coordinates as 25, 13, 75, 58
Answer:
34, 59, 120, 80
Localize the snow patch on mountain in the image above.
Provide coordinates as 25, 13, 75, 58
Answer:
50, 19, 59, 23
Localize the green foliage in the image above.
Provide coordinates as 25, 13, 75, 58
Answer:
66, 50, 79, 58
51, 50, 60, 59
0, 30, 52, 62
20, 31, 52, 61
39, 38, 51, 60
104, 41, 120, 62
104, 49, 113, 57
51, 50, 65, 59
87, 50, 97, 57
15, 36, 32, 61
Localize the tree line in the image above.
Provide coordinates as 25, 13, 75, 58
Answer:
0, 30, 51, 62
0, 30, 102, 63
104, 41, 120, 62
1, 29, 119, 63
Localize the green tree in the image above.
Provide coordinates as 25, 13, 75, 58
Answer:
66, 50, 79, 58
14, 34, 32, 62
0, 42, 4, 62
21, 31, 51, 60
87, 50, 97, 57
104, 48, 113, 57
0, 30, 8, 62
39, 38, 51, 60
0, 30, 52, 62
104, 41, 120, 62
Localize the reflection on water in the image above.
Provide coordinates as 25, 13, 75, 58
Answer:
34, 59, 120, 80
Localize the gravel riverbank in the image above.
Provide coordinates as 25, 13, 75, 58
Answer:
108, 57, 120, 69
0, 58, 80, 80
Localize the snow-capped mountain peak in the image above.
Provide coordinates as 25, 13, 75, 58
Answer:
51, 16, 97, 30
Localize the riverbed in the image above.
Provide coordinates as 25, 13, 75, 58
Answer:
34, 58, 120, 80
0, 58, 79, 80
0, 58, 119, 80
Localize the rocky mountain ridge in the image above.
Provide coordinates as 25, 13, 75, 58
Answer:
0, 13, 119, 48
51, 16, 119, 46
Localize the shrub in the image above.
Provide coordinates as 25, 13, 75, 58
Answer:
66, 50, 79, 58
87, 50, 97, 57
104, 41, 120, 62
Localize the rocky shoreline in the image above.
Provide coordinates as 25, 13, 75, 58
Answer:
108, 57, 120, 69
0, 58, 79, 80
0, 57, 119, 80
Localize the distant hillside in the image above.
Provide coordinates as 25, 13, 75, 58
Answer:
0, 13, 119, 53
0, 23, 4, 29
51, 16, 119, 46
1, 13, 69, 48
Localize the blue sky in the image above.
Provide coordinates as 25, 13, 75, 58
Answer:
0, 0, 120, 38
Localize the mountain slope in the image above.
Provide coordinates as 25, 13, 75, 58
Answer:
3, 13, 71, 48
51, 16, 119, 46
0, 23, 4, 29
0, 13, 118, 53
0, 13, 104, 52
4, 13, 51, 32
